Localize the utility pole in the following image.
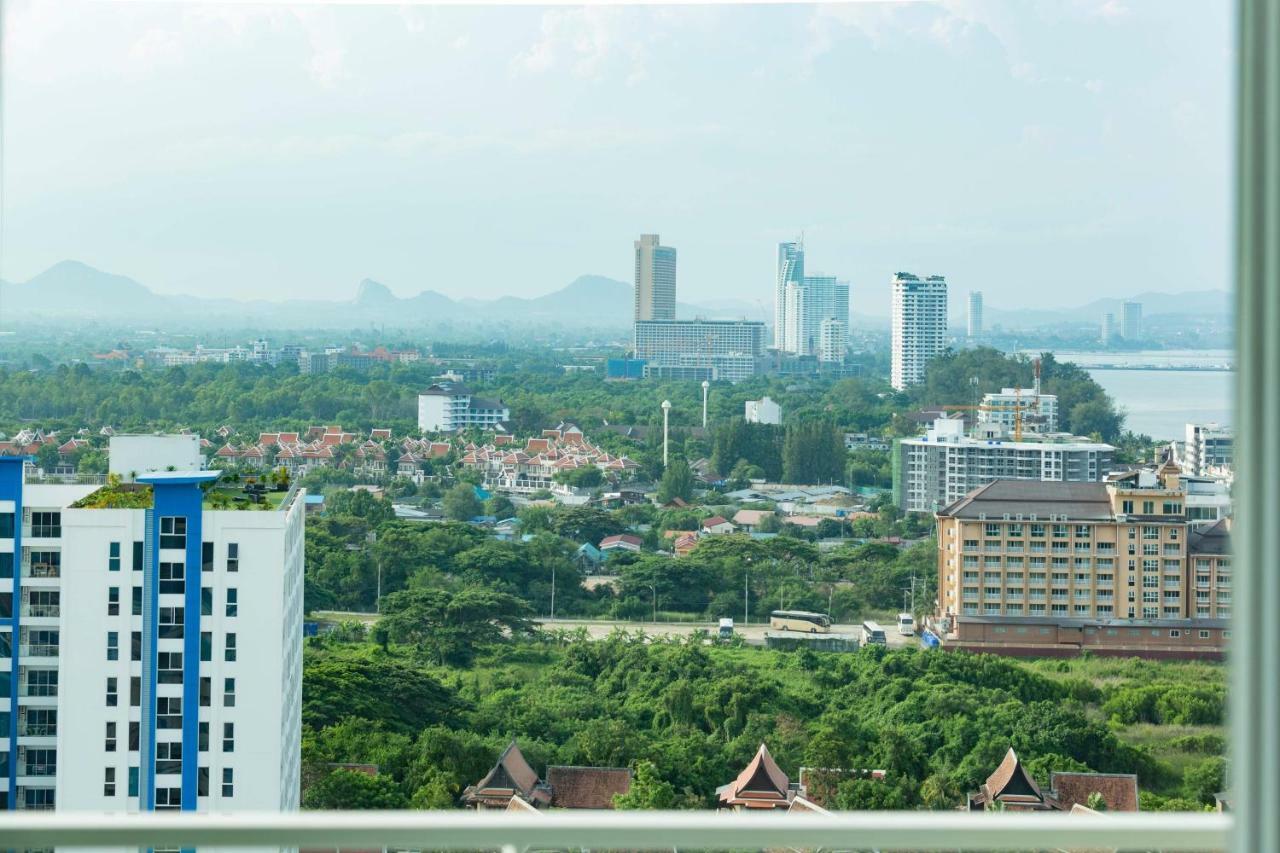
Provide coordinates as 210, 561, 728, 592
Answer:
701, 380, 710, 429
661, 400, 672, 468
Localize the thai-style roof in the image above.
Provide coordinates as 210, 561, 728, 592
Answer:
717, 744, 792, 809
461, 741, 550, 807
1051, 771, 1140, 813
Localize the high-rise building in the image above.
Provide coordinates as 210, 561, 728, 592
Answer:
1101, 312, 1117, 345
774, 241, 804, 349
967, 291, 983, 338
633, 320, 766, 383
933, 465, 1232, 659
633, 234, 677, 322
418, 384, 510, 432
0, 442, 304, 813
890, 273, 949, 390
979, 389, 1059, 434
1121, 301, 1143, 340
1184, 422, 1233, 477
781, 275, 849, 360
744, 397, 782, 425
893, 418, 1114, 513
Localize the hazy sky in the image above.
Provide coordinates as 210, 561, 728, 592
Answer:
1, 1, 1233, 316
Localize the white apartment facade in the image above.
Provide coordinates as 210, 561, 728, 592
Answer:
894, 418, 1115, 513
780, 275, 850, 361
418, 385, 511, 433
1184, 422, 1233, 477
1, 455, 303, 813
979, 389, 1059, 435
967, 291, 983, 338
744, 397, 782, 425
633, 320, 766, 383
774, 241, 804, 349
891, 273, 949, 390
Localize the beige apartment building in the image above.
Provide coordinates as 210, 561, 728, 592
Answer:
933, 461, 1232, 659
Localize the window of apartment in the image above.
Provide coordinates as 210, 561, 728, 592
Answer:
1170, 629, 1182, 638
1121, 499, 1134, 514
159, 607, 184, 640
200, 676, 211, 707
133, 541, 144, 571
108, 541, 121, 572
105, 677, 118, 707
984, 523, 1000, 537
1030, 524, 1046, 538
0, 511, 12, 538
223, 722, 235, 752
199, 722, 210, 752
156, 741, 182, 775
1143, 525, 1160, 540
1007, 523, 1023, 537
199, 766, 210, 797
131, 722, 143, 752
1200, 630, 1211, 639
131, 630, 142, 661
1143, 543, 1160, 556
224, 677, 236, 707
106, 631, 119, 661
158, 697, 182, 730
160, 516, 187, 550
104, 767, 116, 797
225, 588, 237, 617
106, 721, 117, 752
1074, 525, 1090, 539
156, 787, 181, 811
128, 767, 139, 798
130, 676, 141, 707
107, 586, 120, 616
227, 542, 239, 572
159, 561, 185, 595
1052, 524, 1068, 538
1164, 502, 1183, 514
30, 511, 61, 538
201, 587, 212, 616
159, 651, 183, 685
222, 767, 234, 797
1142, 500, 1155, 515
202, 541, 214, 572
225, 633, 237, 662
132, 586, 142, 616
201, 631, 212, 662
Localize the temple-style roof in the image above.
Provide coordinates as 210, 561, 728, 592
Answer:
1051, 771, 1140, 813
968, 748, 1056, 811
717, 744, 793, 809
461, 741, 550, 808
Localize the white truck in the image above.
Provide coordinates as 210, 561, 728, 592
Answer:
718, 618, 734, 639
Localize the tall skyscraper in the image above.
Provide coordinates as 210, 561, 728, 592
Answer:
633, 234, 677, 322
774, 241, 804, 349
1121, 301, 1143, 340
891, 273, 948, 391
0, 440, 303, 813
967, 291, 983, 338
1101, 312, 1117, 345
781, 275, 850, 361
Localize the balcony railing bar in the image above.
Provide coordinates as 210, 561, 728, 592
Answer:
0, 810, 1231, 852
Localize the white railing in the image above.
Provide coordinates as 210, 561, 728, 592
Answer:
0, 810, 1232, 851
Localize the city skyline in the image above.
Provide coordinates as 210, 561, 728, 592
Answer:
1, 1, 1232, 317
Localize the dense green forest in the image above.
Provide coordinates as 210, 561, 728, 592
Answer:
300, 635, 1226, 811
306, 490, 934, 622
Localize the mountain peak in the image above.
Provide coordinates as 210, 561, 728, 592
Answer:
355, 278, 396, 304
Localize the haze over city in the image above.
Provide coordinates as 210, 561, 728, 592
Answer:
1, 0, 1232, 316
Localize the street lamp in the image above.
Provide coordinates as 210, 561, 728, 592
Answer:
661, 400, 672, 468
701, 380, 710, 429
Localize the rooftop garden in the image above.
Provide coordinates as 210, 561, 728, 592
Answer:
71, 474, 289, 511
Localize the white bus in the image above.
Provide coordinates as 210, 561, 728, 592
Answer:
861, 621, 887, 646
770, 610, 832, 634
897, 612, 915, 636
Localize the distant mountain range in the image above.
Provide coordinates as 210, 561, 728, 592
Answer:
0, 261, 763, 330
0, 260, 1229, 333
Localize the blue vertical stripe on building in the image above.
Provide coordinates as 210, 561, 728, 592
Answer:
0, 458, 25, 811
139, 473, 213, 813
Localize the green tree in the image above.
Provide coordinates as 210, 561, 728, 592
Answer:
614, 760, 676, 809
1182, 756, 1226, 806
378, 586, 536, 665
442, 483, 482, 521
303, 768, 408, 809
657, 459, 694, 503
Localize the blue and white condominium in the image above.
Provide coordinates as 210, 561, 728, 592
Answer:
0, 456, 304, 812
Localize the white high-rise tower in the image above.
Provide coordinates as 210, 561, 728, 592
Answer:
634, 234, 677, 322
967, 291, 983, 339
891, 273, 949, 390
774, 241, 804, 349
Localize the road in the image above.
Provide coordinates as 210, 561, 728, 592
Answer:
313, 610, 917, 649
